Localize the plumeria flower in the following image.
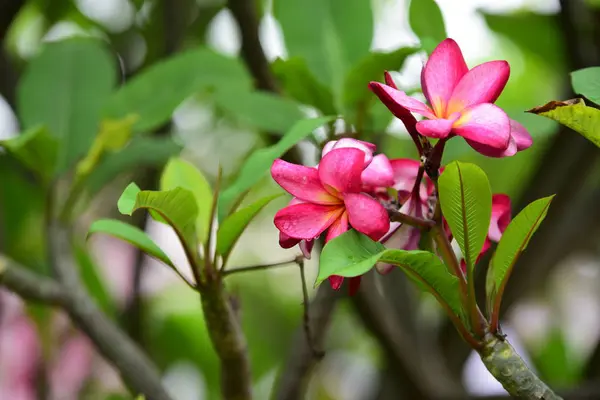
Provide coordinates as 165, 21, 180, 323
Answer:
369, 38, 532, 157
271, 146, 390, 294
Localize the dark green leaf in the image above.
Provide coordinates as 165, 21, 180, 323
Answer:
438, 161, 492, 277
216, 194, 282, 259
409, 0, 446, 53
218, 116, 335, 218
572, 67, 600, 105
272, 57, 336, 115
17, 38, 116, 173
160, 158, 212, 243
0, 126, 58, 184
528, 98, 600, 148
104, 48, 252, 133
486, 196, 553, 322
214, 90, 305, 133
88, 219, 174, 267
73, 244, 117, 318
317, 230, 464, 322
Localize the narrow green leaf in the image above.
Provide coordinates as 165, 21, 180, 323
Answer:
160, 158, 212, 243
218, 116, 335, 218
272, 57, 336, 115
17, 38, 116, 173
73, 244, 117, 318
317, 230, 464, 322
214, 90, 305, 133
0, 126, 58, 184
104, 47, 252, 133
572, 67, 600, 105
216, 194, 282, 259
117, 182, 141, 215
409, 0, 446, 53
529, 98, 600, 147
88, 219, 174, 267
438, 161, 492, 276
486, 195, 554, 323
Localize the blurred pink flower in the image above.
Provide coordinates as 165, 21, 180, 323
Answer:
369, 38, 532, 157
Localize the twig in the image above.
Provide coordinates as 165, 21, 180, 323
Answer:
386, 207, 435, 229
0, 256, 64, 305
222, 258, 297, 277
297, 258, 324, 359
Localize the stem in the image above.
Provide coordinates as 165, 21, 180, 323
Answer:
386, 207, 435, 229
205, 167, 222, 276
222, 259, 296, 277
298, 258, 324, 359
480, 333, 562, 400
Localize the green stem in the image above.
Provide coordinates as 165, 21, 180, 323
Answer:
480, 333, 562, 400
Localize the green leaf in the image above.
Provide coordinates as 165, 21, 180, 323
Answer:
87, 219, 174, 267
409, 0, 446, 53
438, 161, 492, 277
273, 0, 373, 87
317, 230, 464, 322
0, 126, 58, 184
104, 48, 252, 133
486, 195, 553, 321
218, 116, 335, 218
160, 158, 213, 244
216, 194, 282, 260
272, 57, 336, 115
73, 244, 117, 318
528, 98, 600, 148
214, 90, 305, 133
572, 67, 600, 105
343, 47, 418, 114
118, 182, 141, 215
17, 38, 116, 173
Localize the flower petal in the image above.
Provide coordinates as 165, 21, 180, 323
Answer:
344, 193, 390, 241
362, 154, 394, 188
465, 136, 517, 158
271, 159, 341, 204
274, 203, 343, 240
348, 277, 362, 296
416, 113, 460, 138
322, 138, 375, 167
299, 240, 314, 259
489, 194, 511, 242
421, 38, 469, 116
453, 103, 510, 149
384, 71, 398, 88
329, 276, 344, 290
325, 212, 349, 242
446, 61, 510, 115
319, 148, 365, 194
390, 158, 420, 194
510, 119, 533, 151
368, 82, 436, 119
279, 232, 300, 249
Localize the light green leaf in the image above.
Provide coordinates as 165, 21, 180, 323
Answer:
104, 47, 252, 133
272, 57, 336, 115
214, 90, 305, 133
218, 116, 335, 218
117, 182, 141, 215
438, 161, 492, 277
572, 67, 600, 104
88, 219, 174, 267
160, 158, 213, 243
73, 244, 117, 318
528, 98, 600, 148
0, 126, 58, 184
17, 38, 116, 173
409, 0, 446, 53
317, 230, 464, 322
216, 194, 282, 260
486, 195, 554, 323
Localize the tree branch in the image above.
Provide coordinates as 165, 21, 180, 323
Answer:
0, 256, 64, 305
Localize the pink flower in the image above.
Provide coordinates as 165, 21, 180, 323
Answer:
271, 147, 390, 294
369, 38, 532, 157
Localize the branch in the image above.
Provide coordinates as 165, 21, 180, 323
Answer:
386, 207, 435, 229
0, 256, 64, 305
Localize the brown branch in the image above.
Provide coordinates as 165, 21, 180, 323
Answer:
386, 207, 435, 229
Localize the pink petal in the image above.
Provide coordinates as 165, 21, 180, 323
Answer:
322, 138, 376, 167
271, 159, 341, 205
329, 276, 344, 290
446, 61, 510, 115
318, 148, 365, 194
384, 71, 398, 88
510, 119, 533, 151
368, 82, 436, 119
465, 135, 516, 158
453, 103, 511, 149
361, 154, 394, 188
348, 277, 362, 296
299, 240, 314, 259
344, 193, 390, 241
325, 212, 349, 242
489, 194, 511, 242
421, 38, 469, 116
416, 113, 460, 139
279, 232, 301, 249
390, 158, 421, 194
274, 203, 344, 240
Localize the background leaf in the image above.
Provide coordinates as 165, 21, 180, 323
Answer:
88, 219, 174, 267
572, 67, 600, 105
409, 0, 446, 53
486, 195, 554, 322
160, 158, 213, 244
438, 161, 492, 276
218, 116, 335, 218
17, 38, 116, 173
73, 244, 117, 319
